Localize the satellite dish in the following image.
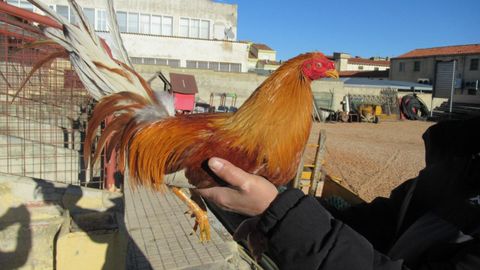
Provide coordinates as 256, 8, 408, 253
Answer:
224, 27, 235, 40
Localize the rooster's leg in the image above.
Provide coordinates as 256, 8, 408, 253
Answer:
171, 187, 211, 242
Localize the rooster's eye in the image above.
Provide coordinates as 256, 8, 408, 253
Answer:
316, 63, 322, 68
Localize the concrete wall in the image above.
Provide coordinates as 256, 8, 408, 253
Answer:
0, 173, 126, 269
258, 50, 276, 61
100, 33, 250, 72
139, 64, 349, 109
137, 64, 419, 112
139, 64, 448, 112
346, 63, 389, 71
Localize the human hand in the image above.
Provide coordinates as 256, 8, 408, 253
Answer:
196, 157, 278, 216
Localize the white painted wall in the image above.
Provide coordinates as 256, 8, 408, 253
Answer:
257, 50, 276, 61
99, 33, 250, 72
40, 0, 248, 71
345, 63, 389, 71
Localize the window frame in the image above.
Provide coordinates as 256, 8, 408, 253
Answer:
95, 9, 107, 31
470, 58, 479, 71
413, 61, 421, 72
116, 11, 128, 32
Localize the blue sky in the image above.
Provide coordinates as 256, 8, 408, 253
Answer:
217, 0, 480, 61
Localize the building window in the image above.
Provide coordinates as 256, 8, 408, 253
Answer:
151, 15, 161, 35
143, 58, 155, 65
162, 17, 173, 36
130, 57, 143, 64
117, 12, 127, 32
200, 20, 210, 39
374, 67, 379, 71
399, 62, 405, 72
96, 9, 107, 31
180, 18, 210, 39
230, 63, 241, 72
219, 63, 230, 72
156, 59, 168, 65
83, 8, 95, 28
179, 18, 189, 37
470, 59, 479, 71
8, 0, 34, 12
168, 59, 180, 68
358, 66, 364, 70
56, 5, 69, 21
186, 60, 197, 69
128, 13, 139, 33
209, 62, 219, 71
413, 61, 421, 72
190, 19, 200, 38
151, 15, 173, 35
139, 14, 150, 34
198, 61, 208, 69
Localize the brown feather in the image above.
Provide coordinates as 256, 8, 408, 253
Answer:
84, 92, 148, 166
11, 50, 67, 102
93, 60, 133, 83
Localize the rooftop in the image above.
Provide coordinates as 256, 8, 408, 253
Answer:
251, 43, 273, 51
169, 73, 198, 94
340, 77, 432, 91
339, 70, 389, 78
394, 44, 480, 59
347, 57, 390, 66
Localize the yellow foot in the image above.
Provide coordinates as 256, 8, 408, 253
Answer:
171, 187, 211, 242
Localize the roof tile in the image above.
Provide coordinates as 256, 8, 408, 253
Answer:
395, 44, 480, 59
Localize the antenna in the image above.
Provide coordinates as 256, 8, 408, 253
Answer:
224, 27, 235, 40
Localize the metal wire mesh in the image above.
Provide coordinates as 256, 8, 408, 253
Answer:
0, 14, 104, 188
348, 88, 400, 115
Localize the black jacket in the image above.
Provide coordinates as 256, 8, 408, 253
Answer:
257, 119, 480, 270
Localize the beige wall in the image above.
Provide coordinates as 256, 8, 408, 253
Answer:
390, 54, 480, 89
136, 64, 437, 111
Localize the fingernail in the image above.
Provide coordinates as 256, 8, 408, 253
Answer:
209, 158, 224, 171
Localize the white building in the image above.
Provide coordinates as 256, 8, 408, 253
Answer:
333, 52, 390, 72
247, 43, 280, 73
9, 0, 252, 72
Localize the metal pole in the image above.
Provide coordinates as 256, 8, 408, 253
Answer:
449, 60, 456, 114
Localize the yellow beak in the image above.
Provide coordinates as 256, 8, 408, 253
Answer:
325, 69, 339, 79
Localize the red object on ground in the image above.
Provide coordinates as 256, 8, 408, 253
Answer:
169, 73, 198, 112
174, 93, 196, 111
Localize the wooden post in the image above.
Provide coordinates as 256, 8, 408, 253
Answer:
308, 130, 326, 196
291, 154, 305, 189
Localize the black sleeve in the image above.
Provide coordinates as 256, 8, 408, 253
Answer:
327, 179, 414, 252
257, 189, 407, 270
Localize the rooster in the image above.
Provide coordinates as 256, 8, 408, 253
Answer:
21, 0, 339, 241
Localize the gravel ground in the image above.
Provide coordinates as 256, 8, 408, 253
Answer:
305, 120, 435, 202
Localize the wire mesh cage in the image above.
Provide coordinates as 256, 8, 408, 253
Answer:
0, 13, 104, 188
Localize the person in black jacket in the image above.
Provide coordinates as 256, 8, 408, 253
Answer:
197, 117, 480, 270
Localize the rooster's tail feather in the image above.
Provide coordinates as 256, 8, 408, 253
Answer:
84, 92, 149, 168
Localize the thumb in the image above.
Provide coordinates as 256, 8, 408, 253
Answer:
208, 157, 249, 188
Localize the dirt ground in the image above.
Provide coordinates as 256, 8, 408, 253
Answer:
305, 120, 434, 202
